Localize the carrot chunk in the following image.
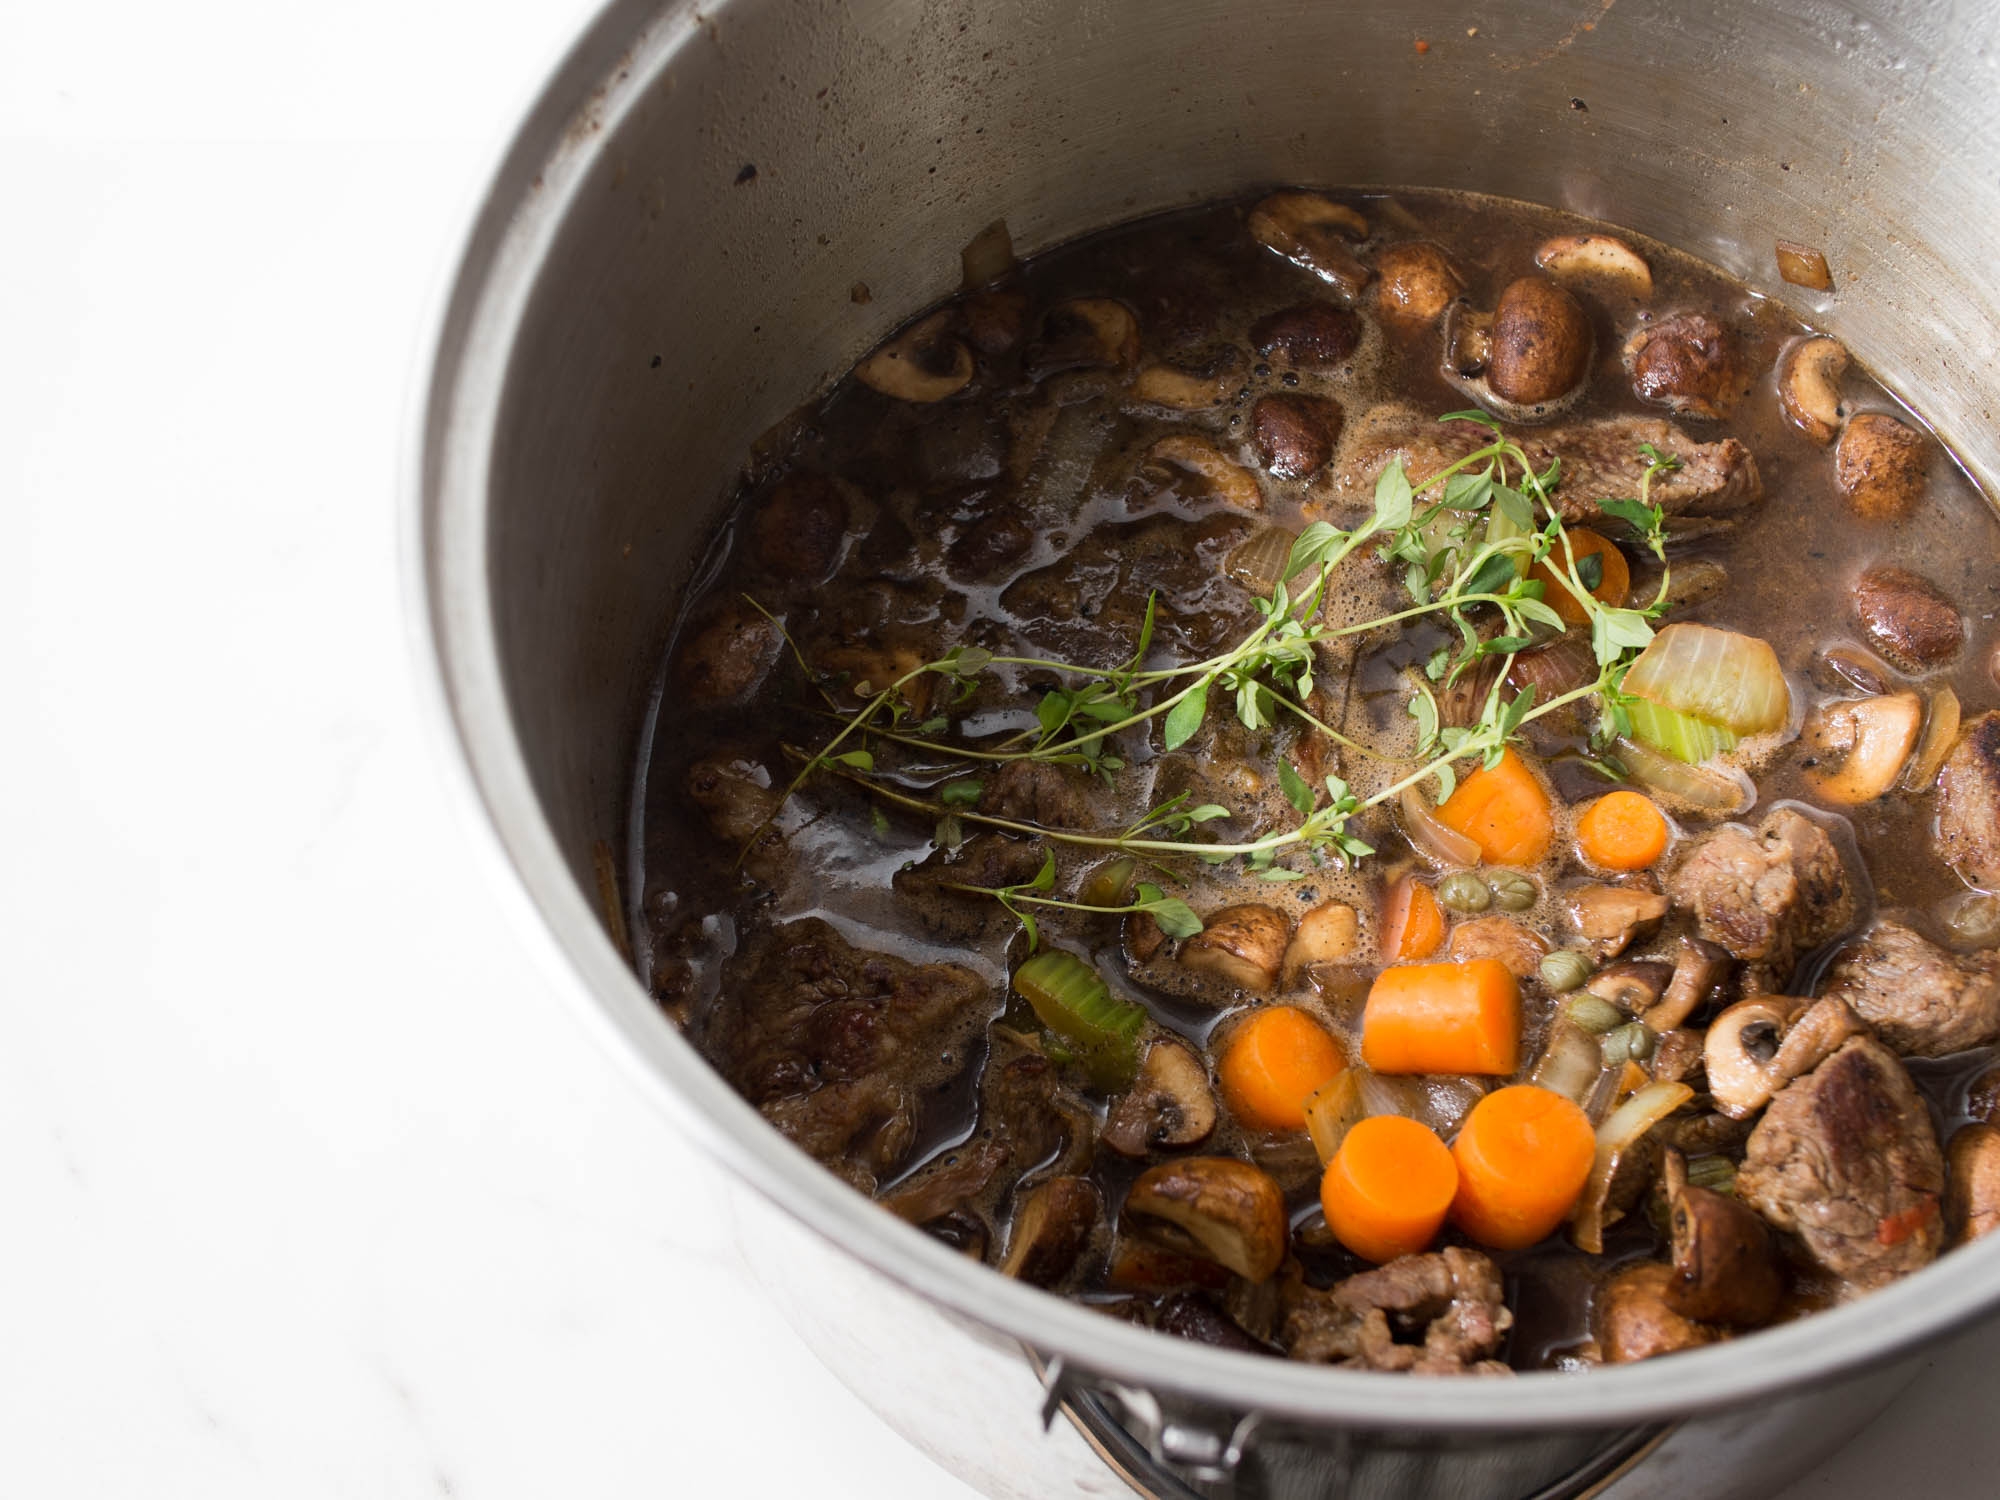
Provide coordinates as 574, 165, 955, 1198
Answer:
1575, 789, 1670, 871
1218, 1005, 1347, 1132
1379, 874, 1446, 962
1434, 748, 1554, 867
1360, 959, 1521, 1075
1449, 1084, 1597, 1250
1527, 527, 1631, 626
1320, 1115, 1459, 1264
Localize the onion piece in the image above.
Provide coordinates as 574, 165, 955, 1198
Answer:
1224, 526, 1297, 596
1904, 685, 1963, 792
1507, 637, 1595, 705
1614, 736, 1756, 816
1571, 1080, 1696, 1254
1529, 1018, 1609, 1111
1622, 623, 1791, 736
1400, 784, 1482, 868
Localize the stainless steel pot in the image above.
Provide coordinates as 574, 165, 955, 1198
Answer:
411, 1, 2000, 1494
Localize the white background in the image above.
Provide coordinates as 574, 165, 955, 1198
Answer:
4, 1, 1996, 1495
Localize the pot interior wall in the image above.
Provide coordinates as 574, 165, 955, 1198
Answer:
484, 0, 2000, 895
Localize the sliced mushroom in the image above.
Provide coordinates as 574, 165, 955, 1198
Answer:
1124, 1157, 1288, 1283
1946, 1123, 2000, 1247
1247, 192, 1372, 299
1641, 938, 1732, 1032
1251, 393, 1344, 481
1282, 901, 1359, 985
1854, 565, 1965, 673
1249, 301, 1363, 368
999, 1175, 1102, 1287
1023, 297, 1139, 377
1144, 435, 1264, 512
1705, 993, 1867, 1119
1596, 1261, 1721, 1363
1624, 313, 1741, 419
1586, 959, 1675, 1015
1663, 1151, 1783, 1326
1650, 1027, 1707, 1087
1776, 336, 1848, 445
1132, 344, 1249, 410
1447, 276, 1593, 419
1836, 412, 1931, 520
855, 310, 975, 402
1534, 233, 1655, 299
1801, 691, 1923, 805
1373, 241, 1463, 322
1447, 915, 1549, 979
1567, 883, 1670, 960
1102, 1038, 1219, 1157
1181, 903, 1293, 993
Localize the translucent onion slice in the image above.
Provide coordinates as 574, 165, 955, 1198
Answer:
1903, 686, 1963, 792
1507, 637, 1595, 705
1622, 623, 1791, 735
1224, 526, 1297, 596
1570, 1079, 1695, 1254
1400, 784, 1482, 868
1614, 736, 1756, 816
1528, 1018, 1609, 1111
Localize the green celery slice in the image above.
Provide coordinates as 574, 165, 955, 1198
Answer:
1627, 696, 1739, 765
1012, 949, 1145, 1089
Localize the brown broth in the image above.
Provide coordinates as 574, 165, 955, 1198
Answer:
630, 187, 2000, 1369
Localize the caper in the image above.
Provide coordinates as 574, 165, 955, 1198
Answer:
1601, 1021, 1657, 1065
1437, 871, 1492, 913
1566, 994, 1626, 1035
1540, 950, 1594, 994
1684, 1155, 1738, 1195
1945, 892, 2000, 950
1487, 869, 1537, 912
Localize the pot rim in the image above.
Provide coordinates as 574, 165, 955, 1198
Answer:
405, 0, 2000, 1434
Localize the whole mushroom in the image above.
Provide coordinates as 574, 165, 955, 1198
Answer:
1836, 413, 1931, 520
1662, 1151, 1784, 1326
1624, 313, 1743, 419
1101, 1038, 1219, 1157
1705, 994, 1867, 1119
1181, 904, 1294, 993
1446, 276, 1593, 420
1373, 241, 1463, 323
1595, 1261, 1720, 1363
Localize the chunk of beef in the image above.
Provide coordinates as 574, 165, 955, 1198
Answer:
1737, 1036, 1945, 1291
893, 834, 1050, 942
1325, 407, 1761, 528
1280, 1248, 1513, 1373
675, 603, 780, 702
1668, 808, 1856, 987
979, 759, 1097, 830
1935, 711, 2000, 888
684, 755, 785, 880
1819, 917, 2000, 1057
705, 920, 988, 1192
750, 470, 849, 582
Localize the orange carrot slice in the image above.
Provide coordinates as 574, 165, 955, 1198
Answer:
1449, 1084, 1597, 1250
1434, 748, 1554, 867
1218, 1005, 1347, 1132
1380, 874, 1446, 962
1320, 1115, 1459, 1264
1575, 789, 1670, 871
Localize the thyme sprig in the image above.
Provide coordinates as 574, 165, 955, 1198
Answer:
939, 849, 1203, 952
753, 413, 1685, 934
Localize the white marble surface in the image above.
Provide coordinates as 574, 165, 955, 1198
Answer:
5, 2, 1996, 1495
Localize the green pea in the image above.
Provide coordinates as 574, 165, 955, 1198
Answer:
1565, 994, 1626, 1035
1437, 871, 1492, 914
1540, 950, 1594, 994
1487, 869, 1537, 912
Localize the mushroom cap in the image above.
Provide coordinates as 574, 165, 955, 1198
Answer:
1182, 903, 1294, 994
1776, 335, 1849, 445
1145, 435, 1264, 513
854, 310, 975, 402
1124, 1157, 1289, 1282
999, 1175, 1102, 1287
1373, 241, 1463, 322
1586, 959, 1676, 1014
1665, 1156, 1784, 1326
1101, 1038, 1219, 1157
1534, 233, 1655, 299
1486, 276, 1593, 407
1282, 900, 1360, 985
1946, 1122, 2000, 1246
1595, 1261, 1721, 1363
1801, 691, 1923, 805
1251, 393, 1344, 481
1835, 412, 1931, 520
1248, 192, 1372, 298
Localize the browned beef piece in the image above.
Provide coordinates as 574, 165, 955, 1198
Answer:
892, 834, 1050, 942
980, 759, 1098, 830
1737, 1036, 1945, 1291
1667, 808, 1856, 988
1820, 917, 2000, 1058
1280, 1248, 1513, 1373
1935, 711, 2000, 888
1324, 406, 1761, 526
705, 920, 988, 1192
750, 470, 849, 582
